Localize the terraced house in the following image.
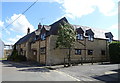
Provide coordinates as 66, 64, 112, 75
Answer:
15, 17, 114, 65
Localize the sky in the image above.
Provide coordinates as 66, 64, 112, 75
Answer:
0, 0, 119, 45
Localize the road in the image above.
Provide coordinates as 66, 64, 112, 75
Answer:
58, 63, 119, 81
1, 60, 78, 81
1, 60, 119, 82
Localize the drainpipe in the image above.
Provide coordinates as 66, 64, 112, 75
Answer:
39, 40, 40, 63
84, 37, 86, 62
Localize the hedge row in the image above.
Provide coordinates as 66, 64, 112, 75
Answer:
109, 41, 120, 64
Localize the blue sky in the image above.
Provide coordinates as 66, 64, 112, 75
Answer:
0, 0, 118, 45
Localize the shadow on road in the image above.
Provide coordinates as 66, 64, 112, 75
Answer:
1, 60, 45, 68
92, 69, 120, 82
1, 60, 50, 72
18, 68, 50, 72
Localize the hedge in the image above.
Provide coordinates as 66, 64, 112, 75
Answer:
109, 41, 120, 63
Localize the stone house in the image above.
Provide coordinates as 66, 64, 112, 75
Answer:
15, 17, 114, 65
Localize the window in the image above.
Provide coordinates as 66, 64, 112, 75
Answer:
40, 47, 46, 54
41, 33, 46, 40
34, 35, 39, 40
108, 38, 112, 43
88, 50, 93, 55
76, 34, 83, 40
101, 50, 105, 55
88, 35, 93, 41
75, 49, 81, 55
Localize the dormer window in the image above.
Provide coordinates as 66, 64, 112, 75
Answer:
108, 38, 112, 43
41, 33, 46, 40
105, 32, 113, 43
88, 35, 94, 41
76, 34, 83, 40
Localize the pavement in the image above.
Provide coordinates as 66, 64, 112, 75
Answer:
1, 60, 119, 82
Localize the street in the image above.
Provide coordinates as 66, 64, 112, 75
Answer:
58, 63, 119, 81
1, 60, 78, 81
1, 60, 119, 82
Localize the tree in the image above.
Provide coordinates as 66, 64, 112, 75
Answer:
56, 21, 76, 66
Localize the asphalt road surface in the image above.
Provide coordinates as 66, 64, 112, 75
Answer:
1, 60, 78, 81
58, 63, 119, 82
1, 60, 119, 82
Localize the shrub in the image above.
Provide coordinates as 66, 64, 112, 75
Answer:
7, 50, 27, 62
14, 55, 27, 62
109, 41, 120, 63
7, 50, 18, 61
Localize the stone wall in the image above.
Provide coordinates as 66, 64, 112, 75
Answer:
45, 35, 109, 65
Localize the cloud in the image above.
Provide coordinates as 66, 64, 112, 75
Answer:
0, 21, 4, 27
6, 14, 35, 34
55, 0, 118, 18
5, 35, 23, 45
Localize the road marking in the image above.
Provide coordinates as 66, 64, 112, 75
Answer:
105, 71, 117, 75
53, 70, 81, 81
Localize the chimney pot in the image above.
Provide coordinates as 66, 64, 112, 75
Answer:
38, 22, 42, 29
27, 27, 30, 34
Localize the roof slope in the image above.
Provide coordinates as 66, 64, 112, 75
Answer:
73, 25, 109, 39
15, 32, 35, 45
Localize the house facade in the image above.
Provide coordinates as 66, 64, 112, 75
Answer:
0, 39, 4, 58
15, 17, 114, 65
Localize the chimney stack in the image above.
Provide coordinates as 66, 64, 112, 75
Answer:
38, 22, 42, 30
27, 27, 30, 34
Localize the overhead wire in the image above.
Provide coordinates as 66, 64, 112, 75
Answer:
2, 0, 38, 31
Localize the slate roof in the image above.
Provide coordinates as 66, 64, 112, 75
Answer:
73, 25, 109, 39
15, 17, 114, 45
48, 17, 69, 35
43, 25, 51, 31
15, 32, 36, 45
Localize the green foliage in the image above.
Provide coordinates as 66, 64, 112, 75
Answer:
109, 41, 120, 63
56, 21, 76, 48
7, 49, 27, 62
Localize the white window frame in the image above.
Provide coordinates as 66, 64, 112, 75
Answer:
76, 34, 83, 40
88, 35, 94, 41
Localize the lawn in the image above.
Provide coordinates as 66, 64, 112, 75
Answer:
0, 58, 7, 60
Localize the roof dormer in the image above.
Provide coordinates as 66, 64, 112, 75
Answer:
85, 29, 94, 36
105, 32, 114, 42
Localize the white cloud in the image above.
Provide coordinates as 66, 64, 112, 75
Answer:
0, 21, 4, 27
4, 14, 35, 45
55, 0, 118, 18
5, 35, 23, 45
6, 14, 35, 34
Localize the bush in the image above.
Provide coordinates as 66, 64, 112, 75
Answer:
109, 41, 120, 63
7, 50, 27, 62
14, 55, 27, 62
7, 50, 18, 61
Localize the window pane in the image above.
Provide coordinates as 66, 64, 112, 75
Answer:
40, 47, 46, 54
101, 50, 105, 55
88, 50, 93, 55
75, 49, 81, 55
